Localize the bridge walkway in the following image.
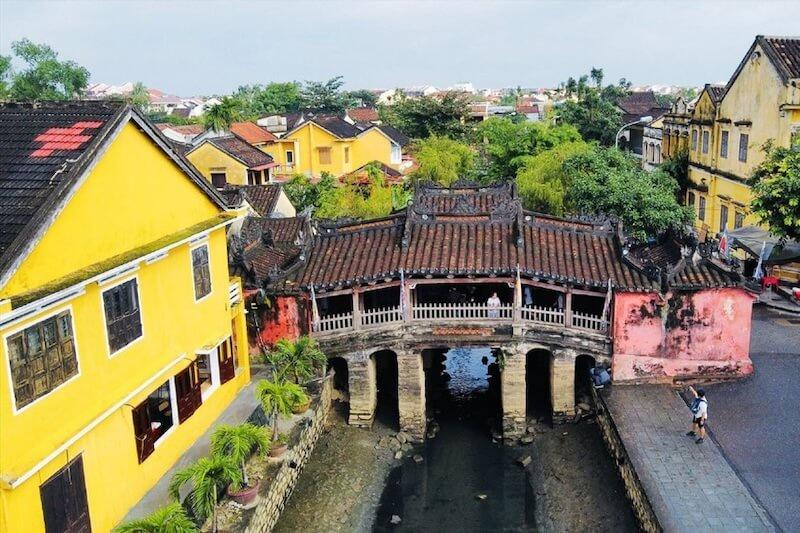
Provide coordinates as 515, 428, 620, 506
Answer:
599, 385, 774, 532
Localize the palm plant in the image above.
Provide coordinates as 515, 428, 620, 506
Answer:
255, 379, 304, 441
210, 423, 269, 486
114, 503, 197, 533
203, 96, 244, 132
168, 455, 241, 532
268, 336, 326, 384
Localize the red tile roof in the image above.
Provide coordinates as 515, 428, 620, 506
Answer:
346, 107, 380, 123
200, 136, 274, 169
230, 122, 278, 144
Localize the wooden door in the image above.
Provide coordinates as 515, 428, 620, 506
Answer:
131, 402, 155, 463
175, 362, 202, 423
218, 339, 235, 384
40, 456, 91, 533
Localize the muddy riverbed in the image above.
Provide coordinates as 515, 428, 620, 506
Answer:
274, 348, 635, 532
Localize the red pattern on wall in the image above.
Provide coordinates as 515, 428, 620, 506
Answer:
30, 121, 104, 158
249, 295, 307, 353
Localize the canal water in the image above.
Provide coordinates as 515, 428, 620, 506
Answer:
373, 347, 537, 532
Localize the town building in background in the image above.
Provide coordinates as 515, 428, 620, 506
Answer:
661, 96, 694, 159
0, 101, 250, 533
616, 91, 668, 158
641, 114, 665, 170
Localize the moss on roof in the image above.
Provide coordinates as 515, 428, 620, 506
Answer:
9, 213, 235, 308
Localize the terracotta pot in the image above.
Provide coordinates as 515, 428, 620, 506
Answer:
227, 482, 259, 506
269, 443, 288, 457
292, 400, 311, 414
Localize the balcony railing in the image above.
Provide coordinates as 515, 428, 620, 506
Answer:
228, 280, 242, 306
311, 302, 607, 335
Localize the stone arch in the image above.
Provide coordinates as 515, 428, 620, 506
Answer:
371, 349, 399, 430
327, 356, 349, 409
525, 348, 554, 424
574, 354, 596, 407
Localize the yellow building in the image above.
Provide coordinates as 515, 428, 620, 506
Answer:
0, 101, 250, 532
186, 135, 277, 187
258, 114, 409, 180
687, 36, 800, 237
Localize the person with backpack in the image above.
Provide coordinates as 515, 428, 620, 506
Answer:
686, 386, 708, 443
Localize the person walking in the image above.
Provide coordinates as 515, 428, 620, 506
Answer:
686, 386, 708, 443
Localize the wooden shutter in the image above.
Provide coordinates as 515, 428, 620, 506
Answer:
175, 362, 202, 423
40, 456, 91, 533
218, 339, 235, 384
131, 402, 156, 463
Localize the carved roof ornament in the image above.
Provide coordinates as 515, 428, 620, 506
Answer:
451, 177, 481, 188
490, 198, 520, 221
452, 194, 479, 215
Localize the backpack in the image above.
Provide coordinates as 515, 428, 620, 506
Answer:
690, 397, 706, 414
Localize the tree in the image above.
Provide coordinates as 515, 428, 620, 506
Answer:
114, 503, 197, 533
266, 336, 326, 384
660, 148, 690, 195
126, 82, 150, 112
234, 82, 302, 116
314, 170, 410, 220
210, 424, 269, 487
300, 76, 351, 113
557, 68, 629, 146
0, 55, 11, 99
516, 140, 591, 216
562, 146, 693, 240
346, 89, 378, 108
379, 92, 470, 139
8, 38, 90, 100
476, 118, 582, 180
590, 67, 604, 89
203, 96, 245, 131
748, 141, 800, 241
411, 135, 475, 186
282, 172, 337, 212
255, 379, 305, 442
168, 455, 241, 532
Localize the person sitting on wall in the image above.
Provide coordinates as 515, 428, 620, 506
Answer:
686, 386, 708, 444
487, 292, 501, 318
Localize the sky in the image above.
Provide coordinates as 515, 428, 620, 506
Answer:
1, 0, 799, 96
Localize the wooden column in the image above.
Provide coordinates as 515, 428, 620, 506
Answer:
352, 289, 361, 330
565, 289, 573, 327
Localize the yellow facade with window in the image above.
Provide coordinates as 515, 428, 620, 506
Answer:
0, 116, 250, 532
686, 36, 800, 236
185, 141, 250, 186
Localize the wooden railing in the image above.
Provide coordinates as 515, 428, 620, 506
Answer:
571, 310, 607, 332
360, 306, 403, 328
520, 305, 565, 325
312, 303, 607, 336
412, 302, 513, 320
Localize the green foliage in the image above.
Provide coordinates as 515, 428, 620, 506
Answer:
266, 336, 326, 384
411, 135, 475, 186
147, 112, 199, 126
346, 89, 378, 108
126, 82, 150, 112
283, 172, 337, 212
660, 148, 690, 193
0, 55, 11, 99
234, 82, 302, 116
516, 141, 591, 216
168, 455, 241, 529
255, 379, 304, 440
210, 423, 269, 486
557, 68, 630, 146
315, 171, 409, 220
6, 38, 89, 100
476, 118, 582, 180
203, 96, 247, 131
113, 502, 197, 533
655, 87, 698, 109
748, 142, 800, 241
379, 92, 470, 139
300, 76, 351, 113
563, 146, 692, 240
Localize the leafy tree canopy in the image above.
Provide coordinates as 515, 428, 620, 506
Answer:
379, 92, 470, 139
300, 75, 352, 113
476, 117, 582, 180
234, 82, 302, 116
125, 82, 150, 112
203, 96, 246, 131
283, 172, 337, 212
557, 68, 629, 146
748, 141, 800, 241
6, 38, 90, 100
563, 146, 692, 240
411, 135, 475, 186
516, 140, 592, 216
315, 167, 410, 220
346, 89, 378, 108
0, 55, 11, 99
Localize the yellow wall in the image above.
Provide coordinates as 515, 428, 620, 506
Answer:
3, 124, 221, 297
0, 119, 250, 532
350, 128, 396, 170
186, 142, 249, 186
686, 41, 800, 236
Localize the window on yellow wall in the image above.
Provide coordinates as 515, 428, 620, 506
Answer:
720, 131, 729, 158
701, 131, 709, 154
318, 147, 332, 165
734, 211, 745, 229
691, 129, 698, 151
687, 191, 696, 208
738, 133, 749, 162
698, 196, 706, 221
344, 147, 350, 164
719, 204, 729, 232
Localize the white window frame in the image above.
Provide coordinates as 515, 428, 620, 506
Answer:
152, 377, 180, 449
196, 342, 222, 401
391, 143, 402, 164
3, 305, 83, 416
190, 242, 212, 303
101, 274, 144, 358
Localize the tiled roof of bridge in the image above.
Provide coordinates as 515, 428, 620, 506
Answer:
412, 182, 515, 215
269, 184, 740, 293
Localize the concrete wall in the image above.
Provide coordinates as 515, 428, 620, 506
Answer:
252, 295, 306, 353
612, 288, 754, 382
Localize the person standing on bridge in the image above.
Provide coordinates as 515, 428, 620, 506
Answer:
686, 386, 708, 444
487, 292, 501, 318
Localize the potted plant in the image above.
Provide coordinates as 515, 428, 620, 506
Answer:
168, 455, 241, 533
256, 379, 303, 457
114, 502, 197, 532
270, 433, 289, 457
210, 423, 269, 506
268, 336, 326, 384
290, 385, 311, 414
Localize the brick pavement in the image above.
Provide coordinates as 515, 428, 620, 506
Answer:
601, 385, 774, 532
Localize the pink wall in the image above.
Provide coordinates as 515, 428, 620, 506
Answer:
244, 293, 307, 354
612, 288, 755, 382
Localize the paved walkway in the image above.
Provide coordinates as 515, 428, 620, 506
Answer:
601, 385, 774, 533
123, 367, 271, 522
